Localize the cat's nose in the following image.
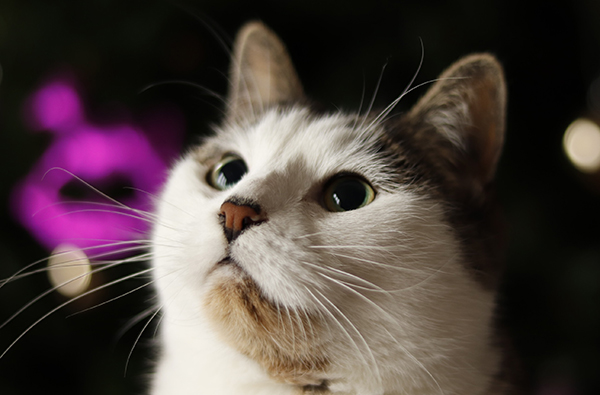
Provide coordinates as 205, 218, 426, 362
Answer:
219, 200, 265, 243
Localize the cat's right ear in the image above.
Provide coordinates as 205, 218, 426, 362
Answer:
407, 54, 506, 186
227, 22, 304, 123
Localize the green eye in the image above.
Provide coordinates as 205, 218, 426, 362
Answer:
323, 175, 375, 212
208, 155, 248, 190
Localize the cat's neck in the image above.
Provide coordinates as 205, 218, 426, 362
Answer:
151, 303, 505, 395
151, 316, 300, 395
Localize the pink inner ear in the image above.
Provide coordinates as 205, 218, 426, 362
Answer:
28, 81, 83, 133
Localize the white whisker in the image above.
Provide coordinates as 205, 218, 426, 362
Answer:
303, 285, 369, 370
362, 38, 425, 133
310, 287, 382, 387
0, 253, 152, 331
67, 279, 155, 318
139, 80, 225, 104
117, 306, 160, 341
382, 326, 444, 395
351, 72, 367, 131
0, 241, 149, 288
0, 266, 154, 360
300, 260, 389, 294
125, 307, 162, 377
42, 168, 143, 213
322, 251, 423, 273
316, 271, 397, 325
128, 187, 197, 220
292, 231, 328, 240
35, 199, 158, 220
40, 208, 156, 226
356, 61, 389, 132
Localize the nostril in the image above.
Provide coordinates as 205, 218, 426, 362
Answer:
241, 216, 255, 229
220, 200, 266, 242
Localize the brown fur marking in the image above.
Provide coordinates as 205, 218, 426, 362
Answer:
204, 269, 329, 386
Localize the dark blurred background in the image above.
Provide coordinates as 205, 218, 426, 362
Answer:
1, 0, 599, 394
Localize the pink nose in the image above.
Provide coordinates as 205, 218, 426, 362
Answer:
219, 201, 265, 242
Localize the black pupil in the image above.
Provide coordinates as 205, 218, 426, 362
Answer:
333, 179, 367, 211
218, 159, 247, 187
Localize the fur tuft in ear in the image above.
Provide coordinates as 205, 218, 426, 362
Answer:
227, 21, 304, 123
409, 54, 506, 184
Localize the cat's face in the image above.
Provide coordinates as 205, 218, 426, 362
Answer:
151, 22, 507, 394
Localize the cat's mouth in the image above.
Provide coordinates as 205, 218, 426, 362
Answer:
217, 255, 234, 266
204, 255, 250, 283
214, 255, 245, 274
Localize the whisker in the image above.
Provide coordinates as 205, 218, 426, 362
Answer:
300, 305, 317, 340
1, 255, 131, 285
322, 251, 423, 273
362, 38, 425, 132
356, 60, 389, 132
152, 308, 166, 338
33, 199, 157, 221
350, 71, 367, 131
42, 168, 144, 216
303, 285, 369, 370
309, 244, 401, 251
125, 307, 162, 377
292, 231, 328, 240
177, 6, 234, 59
0, 253, 152, 331
117, 306, 159, 341
315, 271, 397, 325
41, 194, 193, 233
381, 327, 444, 395
0, 241, 149, 288
283, 305, 296, 353
300, 260, 389, 294
67, 279, 155, 318
0, 266, 154, 360
41, 238, 153, 249
0, 255, 58, 289
40, 208, 157, 226
138, 80, 225, 104
310, 287, 382, 386
304, 286, 381, 381
365, 76, 467, 133
125, 187, 196, 219
82, 245, 152, 262
398, 253, 458, 292
292, 307, 308, 345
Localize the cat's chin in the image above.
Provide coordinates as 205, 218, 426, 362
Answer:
202, 257, 330, 387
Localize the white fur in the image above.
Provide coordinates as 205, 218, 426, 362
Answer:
150, 108, 501, 395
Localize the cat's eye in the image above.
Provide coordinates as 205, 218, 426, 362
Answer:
208, 155, 248, 190
323, 175, 375, 212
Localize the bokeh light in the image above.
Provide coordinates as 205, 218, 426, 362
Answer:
563, 118, 600, 173
26, 81, 82, 132
12, 77, 184, 256
47, 243, 92, 297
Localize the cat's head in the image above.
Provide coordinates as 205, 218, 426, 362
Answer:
152, 22, 507, 394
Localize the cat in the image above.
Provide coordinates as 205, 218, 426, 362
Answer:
150, 21, 513, 395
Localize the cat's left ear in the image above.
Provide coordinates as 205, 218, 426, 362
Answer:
409, 54, 506, 184
227, 22, 305, 123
